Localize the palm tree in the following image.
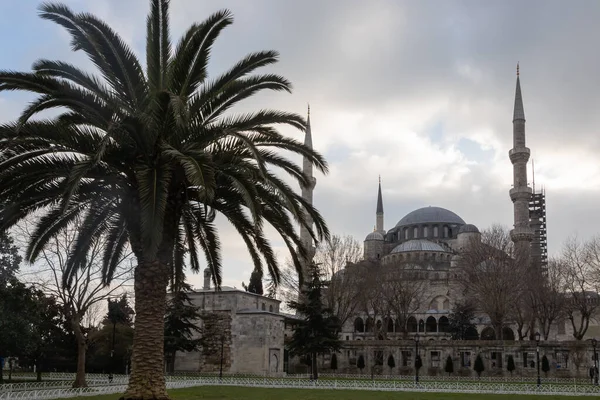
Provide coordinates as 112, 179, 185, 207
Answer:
0, 1, 329, 398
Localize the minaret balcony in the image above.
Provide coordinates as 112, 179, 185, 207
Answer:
509, 147, 530, 164
509, 186, 532, 202
510, 226, 534, 242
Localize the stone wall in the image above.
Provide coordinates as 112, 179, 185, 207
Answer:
288, 340, 597, 378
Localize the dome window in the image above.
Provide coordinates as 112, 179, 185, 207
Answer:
433, 226, 439, 237
413, 227, 418, 238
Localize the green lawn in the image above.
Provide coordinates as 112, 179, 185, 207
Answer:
57, 386, 595, 400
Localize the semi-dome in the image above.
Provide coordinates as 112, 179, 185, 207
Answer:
458, 224, 480, 234
395, 206, 465, 228
390, 239, 447, 254
365, 231, 384, 241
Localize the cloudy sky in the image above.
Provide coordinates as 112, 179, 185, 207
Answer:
2, 0, 600, 290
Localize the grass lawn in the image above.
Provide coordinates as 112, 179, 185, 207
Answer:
57, 386, 595, 400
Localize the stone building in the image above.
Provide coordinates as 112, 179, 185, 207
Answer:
173, 269, 286, 375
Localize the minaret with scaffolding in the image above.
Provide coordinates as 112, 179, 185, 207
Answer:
529, 160, 548, 271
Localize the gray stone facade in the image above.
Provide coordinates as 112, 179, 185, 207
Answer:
173, 286, 285, 376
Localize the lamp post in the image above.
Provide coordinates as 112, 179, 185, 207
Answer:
219, 335, 224, 380
592, 338, 598, 386
414, 333, 420, 384
535, 332, 541, 387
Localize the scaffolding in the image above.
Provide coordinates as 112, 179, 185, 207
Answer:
529, 188, 547, 272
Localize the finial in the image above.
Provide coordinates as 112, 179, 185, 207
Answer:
307, 103, 310, 117
517, 62, 519, 76
378, 175, 381, 184
373, 225, 376, 232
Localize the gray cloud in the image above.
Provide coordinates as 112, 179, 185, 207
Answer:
1, 0, 599, 289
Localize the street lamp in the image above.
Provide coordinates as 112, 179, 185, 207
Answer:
592, 338, 598, 386
219, 335, 224, 380
414, 333, 420, 384
535, 332, 541, 387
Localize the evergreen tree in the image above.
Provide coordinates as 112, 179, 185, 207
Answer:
164, 284, 203, 374
474, 354, 485, 378
507, 355, 516, 375
0, 231, 21, 286
357, 355, 365, 373
105, 295, 135, 327
541, 355, 550, 376
448, 301, 479, 340
444, 355, 454, 375
387, 354, 395, 374
330, 353, 338, 371
242, 268, 264, 295
287, 264, 341, 380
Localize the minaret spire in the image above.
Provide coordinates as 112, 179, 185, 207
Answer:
376, 176, 384, 232
298, 104, 316, 287
509, 66, 534, 256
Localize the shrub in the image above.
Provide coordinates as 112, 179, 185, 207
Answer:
331, 353, 338, 371
357, 355, 365, 372
474, 354, 485, 378
507, 355, 516, 375
444, 355, 454, 375
387, 354, 395, 373
542, 355, 550, 376
415, 355, 423, 371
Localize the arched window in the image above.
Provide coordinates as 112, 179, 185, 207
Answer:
426, 316, 437, 333
413, 227, 418, 238
423, 226, 428, 237
354, 317, 365, 333
502, 327, 515, 341
433, 226, 439, 237
438, 316, 450, 333
407, 316, 418, 332
262, 303, 266, 311
443, 226, 449, 238
387, 318, 394, 333
269, 305, 273, 312
404, 228, 409, 240
481, 327, 495, 340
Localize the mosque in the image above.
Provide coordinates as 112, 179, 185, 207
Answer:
174, 70, 600, 377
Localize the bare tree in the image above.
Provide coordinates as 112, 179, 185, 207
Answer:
382, 262, 426, 338
316, 235, 362, 328
15, 219, 133, 387
533, 258, 565, 340
560, 236, 600, 340
355, 261, 388, 338
277, 234, 362, 322
457, 225, 528, 340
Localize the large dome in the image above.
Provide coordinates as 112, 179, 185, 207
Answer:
390, 239, 447, 254
395, 206, 465, 228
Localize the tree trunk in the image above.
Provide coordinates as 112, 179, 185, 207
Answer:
72, 321, 88, 388
311, 352, 318, 380
121, 261, 169, 400
8, 358, 13, 381
36, 358, 42, 382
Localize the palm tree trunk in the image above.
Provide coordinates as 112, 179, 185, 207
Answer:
122, 260, 169, 400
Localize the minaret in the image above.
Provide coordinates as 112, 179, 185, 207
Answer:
509, 64, 534, 256
299, 105, 317, 284
376, 176, 384, 232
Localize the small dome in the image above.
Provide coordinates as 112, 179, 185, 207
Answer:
395, 206, 465, 228
458, 224, 480, 234
365, 231, 384, 241
390, 239, 447, 253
